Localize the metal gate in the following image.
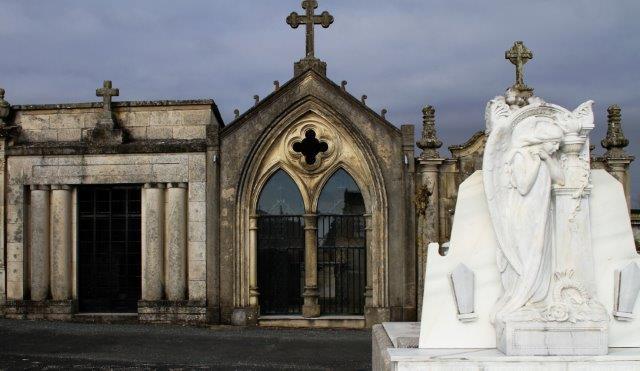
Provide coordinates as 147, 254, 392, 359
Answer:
77, 186, 142, 312
257, 215, 305, 315
317, 215, 366, 315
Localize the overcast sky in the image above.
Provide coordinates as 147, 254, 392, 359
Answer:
1, 1, 638, 206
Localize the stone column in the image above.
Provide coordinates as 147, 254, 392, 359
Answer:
165, 182, 188, 301
415, 105, 444, 318
248, 215, 259, 307
601, 104, 634, 210
50, 185, 72, 300
415, 157, 443, 317
363, 213, 374, 308
30, 185, 50, 301
605, 158, 633, 210
142, 183, 165, 301
302, 213, 320, 318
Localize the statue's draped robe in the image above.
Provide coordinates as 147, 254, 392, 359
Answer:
494, 149, 553, 321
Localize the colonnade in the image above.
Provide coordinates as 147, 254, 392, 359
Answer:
29, 184, 73, 301
142, 182, 188, 301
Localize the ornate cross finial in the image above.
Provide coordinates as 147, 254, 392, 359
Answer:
287, 0, 333, 59
602, 104, 630, 158
292, 129, 328, 165
417, 105, 443, 158
91, 80, 123, 145
287, 0, 334, 76
505, 41, 533, 92
96, 80, 119, 116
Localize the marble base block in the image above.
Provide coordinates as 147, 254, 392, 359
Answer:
497, 319, 608, 356
374, 323, 640, 371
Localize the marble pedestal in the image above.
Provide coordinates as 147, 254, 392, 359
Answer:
373, 322, 640, 371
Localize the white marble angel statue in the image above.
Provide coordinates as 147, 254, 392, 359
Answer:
483, 96, 566, 323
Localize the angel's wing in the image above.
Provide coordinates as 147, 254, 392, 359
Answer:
482, 97, 523, 275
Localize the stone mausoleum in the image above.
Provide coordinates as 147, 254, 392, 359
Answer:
0, 2, 637, 328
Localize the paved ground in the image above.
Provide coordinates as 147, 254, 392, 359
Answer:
0, 318, 371, 370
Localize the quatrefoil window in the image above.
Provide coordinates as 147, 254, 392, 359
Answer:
292, 129, 328, 165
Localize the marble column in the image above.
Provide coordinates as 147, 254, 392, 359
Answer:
30, 185, 50, 301
302, 213, 320, 318
165, 182, 187, 301
248, 214, 259, 307
142, 183, 165, 301
50, 185, 72, 300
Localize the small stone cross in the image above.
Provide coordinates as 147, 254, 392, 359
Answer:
292, 129, 328, 165
505, 41, 533, 89
287, 0, 334, 59
96, 80, 119, 115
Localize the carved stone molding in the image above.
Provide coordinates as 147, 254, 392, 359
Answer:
284, 120, 338, 175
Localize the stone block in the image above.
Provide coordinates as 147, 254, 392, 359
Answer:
6, 203, 23, 224
183, 110, 209, 126
188, 181, 206, 202
17, 114, 49, 130
58, 114, 84, 129
146, 126, 173, 140
188, 221, 206, 242
174, 126, 206, 140
6, 280, 23, 300
7, 242, 23, 262
6, 223, 23, 244
189, 281, 206, 301
188, 241, 206, 261
188, 201, 206, 222
57, 129, 82, 142
188, 155, 206, 182
126, 127, 147, 140
23, 129, 58, 142
189, 260, 206, 281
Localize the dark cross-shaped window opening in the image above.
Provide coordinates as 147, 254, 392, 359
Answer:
292, 129, 328, 165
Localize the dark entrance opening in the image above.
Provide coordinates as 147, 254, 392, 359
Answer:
256, 170, 306, 315
78, 185, 142, 312
317, 169, 366, 315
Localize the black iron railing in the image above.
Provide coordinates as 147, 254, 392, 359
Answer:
257, 215, 305, 315
317, 215, 366, 315
77, 186, 141, 313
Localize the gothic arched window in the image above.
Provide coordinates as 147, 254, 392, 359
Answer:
257, 169, 304, 215
317, 168, 365, 215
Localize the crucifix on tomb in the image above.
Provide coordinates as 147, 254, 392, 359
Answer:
96, 80, 119, 119
286, 0, 334, 76
505, 41, 533, 92
92, 80, 123, 144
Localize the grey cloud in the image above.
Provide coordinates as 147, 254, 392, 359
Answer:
1, 0, 638, 205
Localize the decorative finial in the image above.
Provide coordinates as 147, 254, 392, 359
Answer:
381, 109, 387, 119
602, 104, 630, 158
287, 0, 334, 76
0, 87, 19, 139
273, 80, 280, 91
417, 105, 443, 158
505, 41, 534, 106
361, 95, 367, 105
341, 81, 347, 91
253, 95, 260, 106
234, 109, 240, 119
0, 87, 10, 124
96, 80, 119, 118
91, 80, 123, 144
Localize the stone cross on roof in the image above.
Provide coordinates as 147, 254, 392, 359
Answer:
96, 80, 119, 115
505, 41, 533, 91
287, 0, 334, 60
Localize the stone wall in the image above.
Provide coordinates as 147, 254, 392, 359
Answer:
12, 100, 214, 143
3, 152, 208, 321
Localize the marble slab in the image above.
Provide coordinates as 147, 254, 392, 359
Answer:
419, 170, 640, 349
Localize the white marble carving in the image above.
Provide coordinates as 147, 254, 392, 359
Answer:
482, 95, 608, 355
449, 263, 477, 322
614, 262, 640, 321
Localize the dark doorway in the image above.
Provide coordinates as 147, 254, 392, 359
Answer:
256, 170, 306, 315
317, 169, 366, 315
78, 185, 142, 312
